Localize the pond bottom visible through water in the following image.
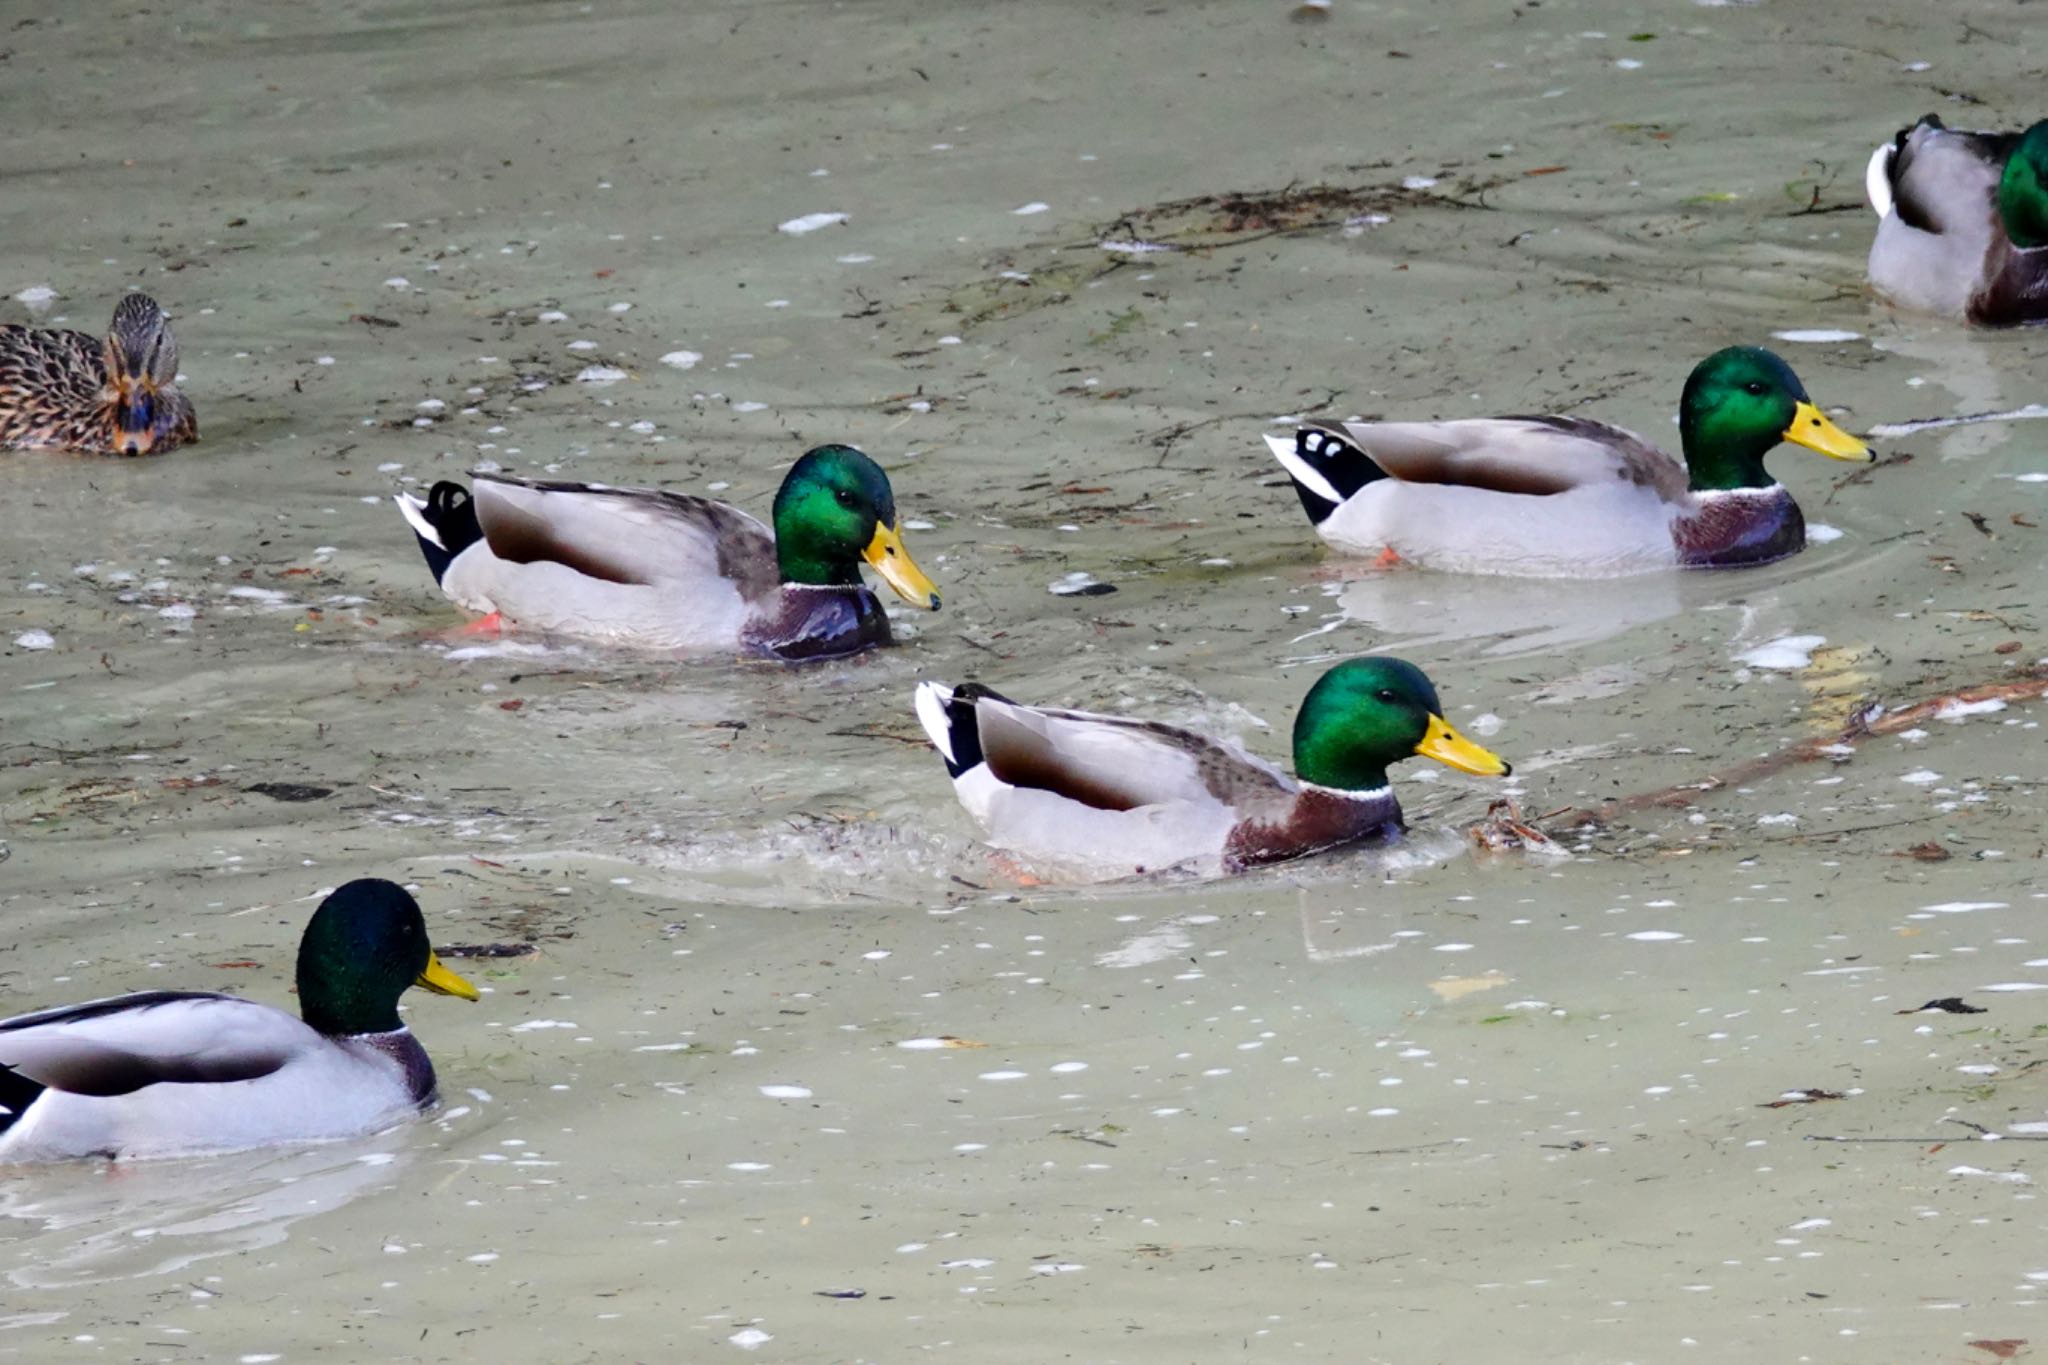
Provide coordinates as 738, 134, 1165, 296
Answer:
2, 0, 2048, 1361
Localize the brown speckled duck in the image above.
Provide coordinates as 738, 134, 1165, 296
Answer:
0, 294, 197, 456
913, 657, 1509, 880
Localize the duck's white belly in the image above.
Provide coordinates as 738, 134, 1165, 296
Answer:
442, 546, 752, 650
0, 1039, 423, 1164
958, 768, 1237, 881
1319, 480, 1682, 579
1869, 216, 1990, 318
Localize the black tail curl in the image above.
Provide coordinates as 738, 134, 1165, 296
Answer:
412, 481, 483, 584
935, 682, 1015, 778
1286, 425, 1385, 525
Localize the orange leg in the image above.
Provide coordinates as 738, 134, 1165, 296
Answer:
413, 611, 506, 643
1373, 546, 1404, 569
988, 851, 1046, 888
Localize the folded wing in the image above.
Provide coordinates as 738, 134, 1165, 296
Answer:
970, 695, 1292, 811
472, 474, 781, 599
0, 993, 300, 1099
1308, 415, 1687, 501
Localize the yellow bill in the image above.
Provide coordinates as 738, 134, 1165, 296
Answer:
416, 951, 482, 1001
1784, 401, 1872, 462
864, 521, 941, 610
1415, 713, 1512, 777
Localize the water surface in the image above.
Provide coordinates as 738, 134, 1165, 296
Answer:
4, 0, 2047, 1360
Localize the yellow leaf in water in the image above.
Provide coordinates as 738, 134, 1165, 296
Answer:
1430, 971, 1510, 1001
1801, 643, 1873, 731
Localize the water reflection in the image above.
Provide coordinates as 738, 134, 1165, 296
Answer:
0, 1139, 413, 1290
1322, 568, 1684, 658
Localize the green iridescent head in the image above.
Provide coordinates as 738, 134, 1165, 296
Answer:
1677, 347, 1870, 491
295, 879, 479, 1037
1998, 121, 2048, 250
1291, 657, 1509, 792
769, 444, 939, 608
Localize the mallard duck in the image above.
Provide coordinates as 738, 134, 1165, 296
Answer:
1263, 347, 1870, 577
912, 657, 1508, 879
396, 443, 941, 661
0, 294, 197, 456
1866, 115, 2048, 325
0, 880, 478, 1164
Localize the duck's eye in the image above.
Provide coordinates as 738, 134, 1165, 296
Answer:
1374, 688, 1400, 704
1744, 381, 1767, 396
835, 489, 857, 509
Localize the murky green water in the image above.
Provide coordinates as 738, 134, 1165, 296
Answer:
4, 0, 2047, 1359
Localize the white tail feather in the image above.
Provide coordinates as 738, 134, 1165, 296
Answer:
1264, 431, 1345, 506
1865, 141, 1895, 219
913, 681, 957, 764
393, 492, 445, 550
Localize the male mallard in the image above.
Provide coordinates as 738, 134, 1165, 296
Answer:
1865, 115, 2048, 325
0, 880, 478, 1164
0, 294, 197, 456
396, 443, 941, 661
1263, 347, 1870, 577
913, 657, 1508, 879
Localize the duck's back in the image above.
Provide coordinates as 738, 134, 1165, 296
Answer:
1301, 417, 1690, 577
0, 326, 110, 450
0, 993, 429, 1162
1869, 120, 2010, 316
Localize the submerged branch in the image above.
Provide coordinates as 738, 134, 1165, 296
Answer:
1556, 668, 2048, 829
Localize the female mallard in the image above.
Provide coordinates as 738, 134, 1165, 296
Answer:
396, 443, 941, 661
913, 657, 1509, 879
0, 294, 198, 456
0, 879, 478, 1163
1263, 347, 1870, 577
1865, 115, 2048, 325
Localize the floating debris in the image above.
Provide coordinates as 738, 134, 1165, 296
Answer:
1470, 800, 1566, 857
1869, 404, 2048, 438
438, 942, 542, 960
1050, 572, 1116, 597
778, 212, 847, 235
895, 1036, 987, 1050
1760, 1088, 1846, 1108
1771, 329, 1862, 343
1737, 634, 1825, 670
243, 782, 334, 802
